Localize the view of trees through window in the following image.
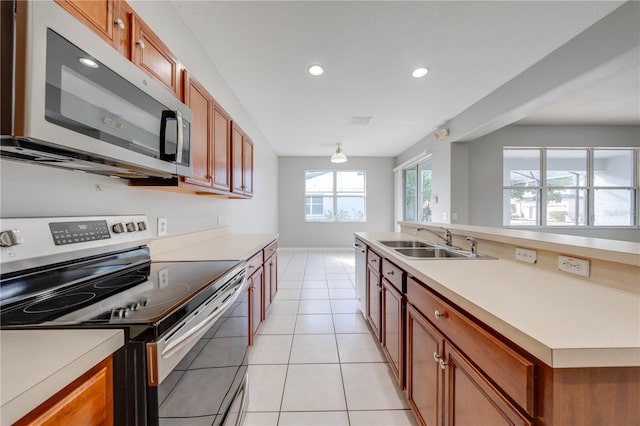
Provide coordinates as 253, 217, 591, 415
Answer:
504, 148, 638, 227
305, 171, 366, 222
403, 158, 432, 222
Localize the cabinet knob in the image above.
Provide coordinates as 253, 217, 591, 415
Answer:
434, 310, 447, 319
137, 39, 145, 49
439, 359, 448, 370
432, 352, 440, 363
114, 18, 125, 30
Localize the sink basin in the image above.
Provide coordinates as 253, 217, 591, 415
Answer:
394, 248, 496, 260
378, 240, 432, 248
395, 248, 467, 258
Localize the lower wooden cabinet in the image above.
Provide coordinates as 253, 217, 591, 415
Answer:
247, 239, 278, 346
443, 344, 532, 426
382, 279, 404, 387
15, 356, 113, 426
406, 303, 443, 426
366, 264, 381, 341
248, 265, 263, 345
264, 250, 278, 314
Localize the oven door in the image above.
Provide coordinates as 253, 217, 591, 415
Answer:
148, 270, 249, 425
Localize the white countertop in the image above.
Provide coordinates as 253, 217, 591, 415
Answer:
356, 231, 640, 368
0, 329, 123, 425
150, 227, 278, 261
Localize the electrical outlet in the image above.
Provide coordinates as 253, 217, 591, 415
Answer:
217, 214, 223, 226
157, 217, 168, 236
158, 268, 169, 287
558, 255, 590, 277
515, 248, 537, 264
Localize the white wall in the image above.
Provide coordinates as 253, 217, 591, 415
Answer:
462, 124, 640, 242
278, 157, 395, 247
1, 0, 278, 236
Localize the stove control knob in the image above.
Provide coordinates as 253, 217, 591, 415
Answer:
112, 223, 126, 234
137, 221, 147, 231
141, 298, 149, 307
0, 229, 23, 247
126, 222, 137, 232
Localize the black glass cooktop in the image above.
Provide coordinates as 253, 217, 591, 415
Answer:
0, 248, 242, 329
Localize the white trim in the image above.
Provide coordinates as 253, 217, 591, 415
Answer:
393, 151, 430, 173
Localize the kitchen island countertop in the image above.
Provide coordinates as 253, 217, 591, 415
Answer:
356, 231, 640, 368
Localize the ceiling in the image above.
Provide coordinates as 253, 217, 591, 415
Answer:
170, 1, 628, 158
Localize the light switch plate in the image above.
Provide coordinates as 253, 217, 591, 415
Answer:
157, 218, 168, 236
515, 248, 537, 263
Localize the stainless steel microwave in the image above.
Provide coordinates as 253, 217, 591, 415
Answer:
0, 0, 192, 179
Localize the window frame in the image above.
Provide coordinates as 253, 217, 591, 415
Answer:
304, 170, 366, 223
403, 157, 433, 223
503, 147, 639, 228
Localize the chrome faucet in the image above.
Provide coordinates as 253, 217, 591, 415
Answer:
417, 226, 453, 246
466, 237, 478, 256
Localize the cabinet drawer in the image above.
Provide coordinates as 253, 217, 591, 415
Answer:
246, 252, 263, 277
263, 240, 278, 261
367, 249, 381, 271
407, 276, 535, 416
381, 259, 403, 292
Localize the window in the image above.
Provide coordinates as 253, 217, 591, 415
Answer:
305, 170, 366, 222
503, 148, 639, 227
403, 158, 432, 222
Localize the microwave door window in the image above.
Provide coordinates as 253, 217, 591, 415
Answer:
59, 66, 159, 157
44, 29, 168, 160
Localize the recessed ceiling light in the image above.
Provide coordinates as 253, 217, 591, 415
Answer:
308, 64, 324, 76
412, 67, 429, 78
78, 57, 99, 69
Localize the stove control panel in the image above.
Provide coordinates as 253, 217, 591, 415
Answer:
50, 220, 111, 246
1, 215, 153, 274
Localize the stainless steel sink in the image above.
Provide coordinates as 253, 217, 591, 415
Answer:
378, 240, 433, 248
395, 248, 467, 258
394, 247, 496, 260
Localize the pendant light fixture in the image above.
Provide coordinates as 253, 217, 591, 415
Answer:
330, 143, 348, 163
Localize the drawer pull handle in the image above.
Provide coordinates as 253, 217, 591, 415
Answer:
433, 352, 440, 362
439, 359, 448, 370
435, 310, 447, 319
387, 270, 395, 275
372, 259, 377, 263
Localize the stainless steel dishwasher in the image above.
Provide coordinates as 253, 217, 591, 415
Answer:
353, 238, 367, 319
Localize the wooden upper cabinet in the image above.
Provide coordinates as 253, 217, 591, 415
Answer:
231, 124, 253, 197
212, 104, 231, 192
231, 124, 244, 194
55, 0, 130, 58
183, 75, 213, 188
131, 14, 181, 98
242, 135, 254, 197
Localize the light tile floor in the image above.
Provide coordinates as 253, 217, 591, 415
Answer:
242, 249, 417, 426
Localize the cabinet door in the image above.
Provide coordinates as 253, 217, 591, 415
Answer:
366, 265, 381, 341
382, 279, 404, 387
264, 252, 278, 309
183, 75, 213, 187
55, 0, 117, 47
443, 344, 532, 426
131, 15, 180, 97
15, 356, 113, 426
406, 304, 444, 426
231, 124, 244, 194
212, 104, 231, 192
242, 135, 254, 196
249, 267, 264, 341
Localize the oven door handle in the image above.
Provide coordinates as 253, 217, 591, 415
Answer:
161, 277, 245, 359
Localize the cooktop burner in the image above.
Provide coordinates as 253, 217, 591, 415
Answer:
93, 274, 148, 289
24, 292, 96, 314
